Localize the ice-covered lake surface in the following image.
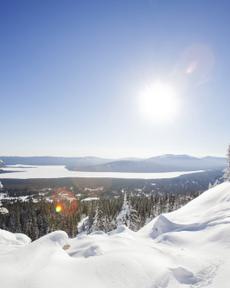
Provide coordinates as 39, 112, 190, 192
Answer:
0, 165, 204, 179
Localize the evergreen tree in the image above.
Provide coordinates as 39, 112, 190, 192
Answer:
224, 144, 230, 181
89, 204, 107, 232
116, 192, 140, 231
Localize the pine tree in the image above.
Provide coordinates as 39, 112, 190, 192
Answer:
89, 203, 107, 232
224, 144, 230, 181
116, 192, 130, 227
116, 192, 140, 231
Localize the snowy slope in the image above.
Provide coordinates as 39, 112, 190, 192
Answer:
1, 183, 230, 288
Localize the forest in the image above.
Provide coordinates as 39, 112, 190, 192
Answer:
0, 189, 201, 240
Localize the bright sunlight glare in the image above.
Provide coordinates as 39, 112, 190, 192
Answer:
139, 81, 180, 124
55, 204, 62, 213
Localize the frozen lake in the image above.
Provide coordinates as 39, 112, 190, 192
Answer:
0, 165, 204, 180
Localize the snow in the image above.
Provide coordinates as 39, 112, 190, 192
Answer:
0, 207, 9, 214
81, 197, 99, 202
1, 183, 230, 287
0, 165, 204, 179
116, 192, 130, 226
77, 216, 89, 234
0, 229, 31, 245
0, 194, 31, 202
116, 192, 139, 230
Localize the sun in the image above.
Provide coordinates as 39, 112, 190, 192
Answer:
139, 81, 180, 124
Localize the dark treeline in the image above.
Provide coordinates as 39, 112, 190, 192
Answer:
0, 190, 201, 240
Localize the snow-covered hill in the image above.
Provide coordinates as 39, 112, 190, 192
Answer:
1, 182, 230, 287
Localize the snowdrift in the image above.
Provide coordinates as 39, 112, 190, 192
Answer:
1, 182, 230, 287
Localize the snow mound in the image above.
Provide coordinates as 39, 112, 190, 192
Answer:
0, 229, 31, 245
109, 224, 134, 234
14, 233, 31, 245
140, 182, 230, 240
39, 230, 69, 246
1, 182, 230, 287
146, 214, 184, 239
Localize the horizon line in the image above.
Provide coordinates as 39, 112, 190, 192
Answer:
0, 153, 226, 160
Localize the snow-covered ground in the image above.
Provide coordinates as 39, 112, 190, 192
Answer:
0, 165, 204, 179
81, 197, 99, 202
1, 182, 230, 287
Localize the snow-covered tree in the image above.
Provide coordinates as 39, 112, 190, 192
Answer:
208, 179, 220, 189
224, 145, 230, 181
77, 216, 90, 234
116, 192, 139, 231
89, 203, 110, 232
89, 206, 99, 232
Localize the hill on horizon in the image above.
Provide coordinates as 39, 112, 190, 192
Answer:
0, 154, 226, 173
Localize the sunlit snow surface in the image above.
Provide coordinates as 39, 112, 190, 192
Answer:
0, 165, 203, 179
1, 182, 230, 287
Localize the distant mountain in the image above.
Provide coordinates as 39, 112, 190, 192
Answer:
0, 156, 111, 168
68, 154, 226, 172
0, 155, 226, 173
144, 154, 226, 171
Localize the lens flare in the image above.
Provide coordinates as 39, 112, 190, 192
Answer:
185, 61, 198, 74
52, 187, 78, 215
55, 204, 62, 213
182, 44, 215, 84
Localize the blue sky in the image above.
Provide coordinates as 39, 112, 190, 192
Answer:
0, 0, 229, 158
